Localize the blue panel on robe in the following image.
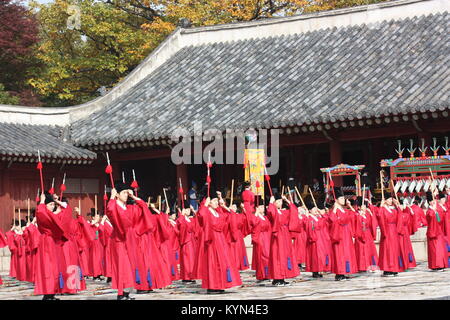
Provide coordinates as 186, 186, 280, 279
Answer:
175, 251, 179, 261
226, 267, 232, 282
171, 265, 175, 276
59, 272, 64, 289
408, 253, 413, 263
398, 256, 404, 268
244, 255, 248, 267
264, 266, 269, 277
79, 267, 83, 281
287, 257, 292, 270
345, 261, 350, 273
147, 269, 152, 287
371, 256, 376, 266
325, 255, 329, 266
446, 243, 450, 252
448, 257, 450, 268
135, 268, 141, 284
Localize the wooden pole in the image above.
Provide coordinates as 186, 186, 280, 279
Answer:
147, 196, 151, 207
95, 195, 98, 217
281, 185, 285, 197
18, 208, 21, 228
380, 170, 385, 202
362, 184, 366, 207
390, 179, 400, 202
27, 198, 31, 224
294, 186, 306, 208
230, 179, 234, 206
158, 195, 161, 211
13, 206, 16, 227
308, 187, 317, 208
163, 188, 169, 210
287, 186, 294, 203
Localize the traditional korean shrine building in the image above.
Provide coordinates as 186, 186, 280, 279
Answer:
0, 0, 448, 231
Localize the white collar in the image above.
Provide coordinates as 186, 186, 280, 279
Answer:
116, 200, 127, 210
208, 207, 219, 217
184, 216, 191, 222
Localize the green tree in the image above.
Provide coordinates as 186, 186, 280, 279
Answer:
0, 83, 20, 105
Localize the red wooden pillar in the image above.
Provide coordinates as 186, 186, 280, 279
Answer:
329, 140, 343, 186
176, 163, 188, 205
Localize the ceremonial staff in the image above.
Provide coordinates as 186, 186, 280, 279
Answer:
294, 186, 307, 209
179, 178, 185, 208
308, 187, 318, 208
103, 185, 108, 214
49, 177, 55, 195
206, 151, 212, 197
380, 170, 385, 202
13, 206, 16, 229
131, 169, 139, 197
328, 171, 336, 201
35, 188, 40, 203
264, 165, 274, 197
59, 173, 66, 199
230, 179, 234, 206
105, 152, 115, 189
36, 150, 44, 194
158, 195, 162, 211
27, 198, 31, 225
163, 188, 169, 211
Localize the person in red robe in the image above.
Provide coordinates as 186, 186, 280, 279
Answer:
168, 212, 181, 277
425, 191, 449, 270
156, 208, 180, 282
0, 229, 7, 285
134, 203, 172, 292
23, 216, 40, 283
196, 191, 242, 294
289, 204, 307, 271
328, 188, 358, 281
242, 200, 271, 281
106, 182, 139, 300
354, 197, 378, 272
88, 215, 104, 280
266, 194, 300, 286
398, 202, 417, 270
34, 192, 71, 300
241, 181, 255, 216
228, 204, 250, 271
304, 204, 332, 278
6, 223, 19, 280
374, 192, 405, 276
177, 206, 198, 282
98, 215, 113, 281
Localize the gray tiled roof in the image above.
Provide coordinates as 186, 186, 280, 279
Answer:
0, 122, 96, 161
71, 12, 450, 147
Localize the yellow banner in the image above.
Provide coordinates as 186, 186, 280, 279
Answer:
244, 149, 265, 197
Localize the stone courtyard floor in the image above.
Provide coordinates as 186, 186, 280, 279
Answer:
0, 262, 448, 300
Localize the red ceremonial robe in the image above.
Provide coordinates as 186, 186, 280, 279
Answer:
354, 211, 378, 271
23, 224, 41, 283
328, 207, 358, 275
98, 221, 113, 277
375, 205, 405, 272
229, 211, 250, 271
289, 211, 307, 266
105, 199, 137, 295
169, 219, 181, 267
134, 204, 172, 290
0, 230, 7, 285
425, 207, 449, 269
304, 215, 332, 273
155, 213, 179, 282
177, 215, 198, 280
88, 224, 104, 277
196, 204, 242, 290
243, 208, 271, 280
266, 203, 300, 280
398, 207, 417, 269
6, 230, 18, 279
34, 204, 71, 295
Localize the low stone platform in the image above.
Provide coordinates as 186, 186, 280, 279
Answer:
0, 262, 448, 300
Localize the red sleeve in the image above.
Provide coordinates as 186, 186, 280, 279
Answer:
0, 230, 7, 248
5, 231, 17, 252
305, 217, 318, 243
133, 199, 154, 235
106, 199, 127, 239
288, 204, 302, 233
426, 209, 438, 239
328, 210, 342, 243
